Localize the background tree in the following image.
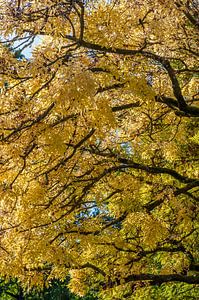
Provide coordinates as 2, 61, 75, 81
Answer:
0, 0, 198, 299
0, 277, 98, 299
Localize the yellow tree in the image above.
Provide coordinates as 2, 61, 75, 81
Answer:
0, 0, 198, 298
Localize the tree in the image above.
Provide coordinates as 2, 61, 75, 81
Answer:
0, 277, 98, 299
0, 0, 198, 299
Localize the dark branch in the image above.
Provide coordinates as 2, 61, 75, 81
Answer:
123, 273, 199, 285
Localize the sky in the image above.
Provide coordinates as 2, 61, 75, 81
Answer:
13, 35, 42, 59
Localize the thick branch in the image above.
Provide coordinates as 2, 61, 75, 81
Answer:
156, 96, 199, 117
112, 102, 140, 112
86, 148, 197, 184
64, 36, 199, 116
117, 159, 198, 183
123, 274, 199, 285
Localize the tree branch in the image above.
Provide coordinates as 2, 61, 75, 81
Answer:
123, 273, 199, 285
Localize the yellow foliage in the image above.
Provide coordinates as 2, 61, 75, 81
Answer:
0, 0, 198, 298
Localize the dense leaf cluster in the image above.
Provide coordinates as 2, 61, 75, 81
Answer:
0, 0, 198, 299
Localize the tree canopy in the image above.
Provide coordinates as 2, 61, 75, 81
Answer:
0, 277, 98, 299
0, 0, 199, 299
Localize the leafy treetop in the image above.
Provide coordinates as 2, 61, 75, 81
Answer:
0, 0, 199, 299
